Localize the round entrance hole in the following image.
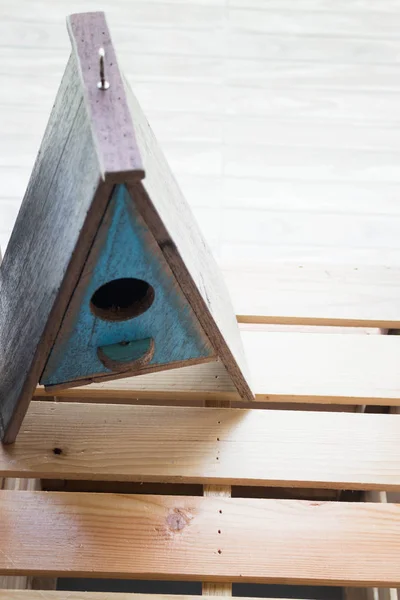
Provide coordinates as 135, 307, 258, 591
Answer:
90, 278, 155, 322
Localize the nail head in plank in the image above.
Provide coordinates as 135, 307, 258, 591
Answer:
203, 398, 232, 597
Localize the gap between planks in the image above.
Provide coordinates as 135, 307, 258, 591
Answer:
0, 595, 321, 600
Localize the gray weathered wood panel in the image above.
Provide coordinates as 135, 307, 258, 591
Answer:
0, 55, 111, 442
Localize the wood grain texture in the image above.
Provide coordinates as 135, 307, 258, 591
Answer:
240, 330, 400, 403
203, 397, 232, 597
124, 78, 253, 402
39, 360, 236, 401
0, 247, 41, 592
363, 491, 399, 600
2, 402, 400, 490
67, 12, 144, 183
5, 1, 400, 275
52, 329, 400, 405
203, 584, 232, 596
225, 265, 400, 328
0, 51, 113, 442
0, 491, 400, 585
41, 183, 214, 389
0, 479, 38, 591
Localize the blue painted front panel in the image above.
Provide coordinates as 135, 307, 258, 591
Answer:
41, 184, 212, 385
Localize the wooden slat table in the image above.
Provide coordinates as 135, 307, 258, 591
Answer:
0, 311, 399, 598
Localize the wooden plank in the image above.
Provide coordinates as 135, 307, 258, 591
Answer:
0, 491, 399, 585
49, 329, 400, 405
228, 1, 400, 11
203, 398, 232, 597
229, 7, 400, 37
37, 360, 237, 402
0, 50, 113, 443
0, 486, 57, 591
0, 496, 35, 596
202, 486, 232, 595
2, 402, 400, 490
224, 265, 400, 328
0, 481, 56, 591
67, 12, 144, 182
240, 330, 400, 403
363, 491, 399, 600
0, 250, 55, 593
352, 402, 399, 600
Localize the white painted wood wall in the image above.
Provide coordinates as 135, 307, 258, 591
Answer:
1, 0, 400, 272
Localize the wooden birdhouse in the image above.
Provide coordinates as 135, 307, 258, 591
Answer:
0, 11, 253, 443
